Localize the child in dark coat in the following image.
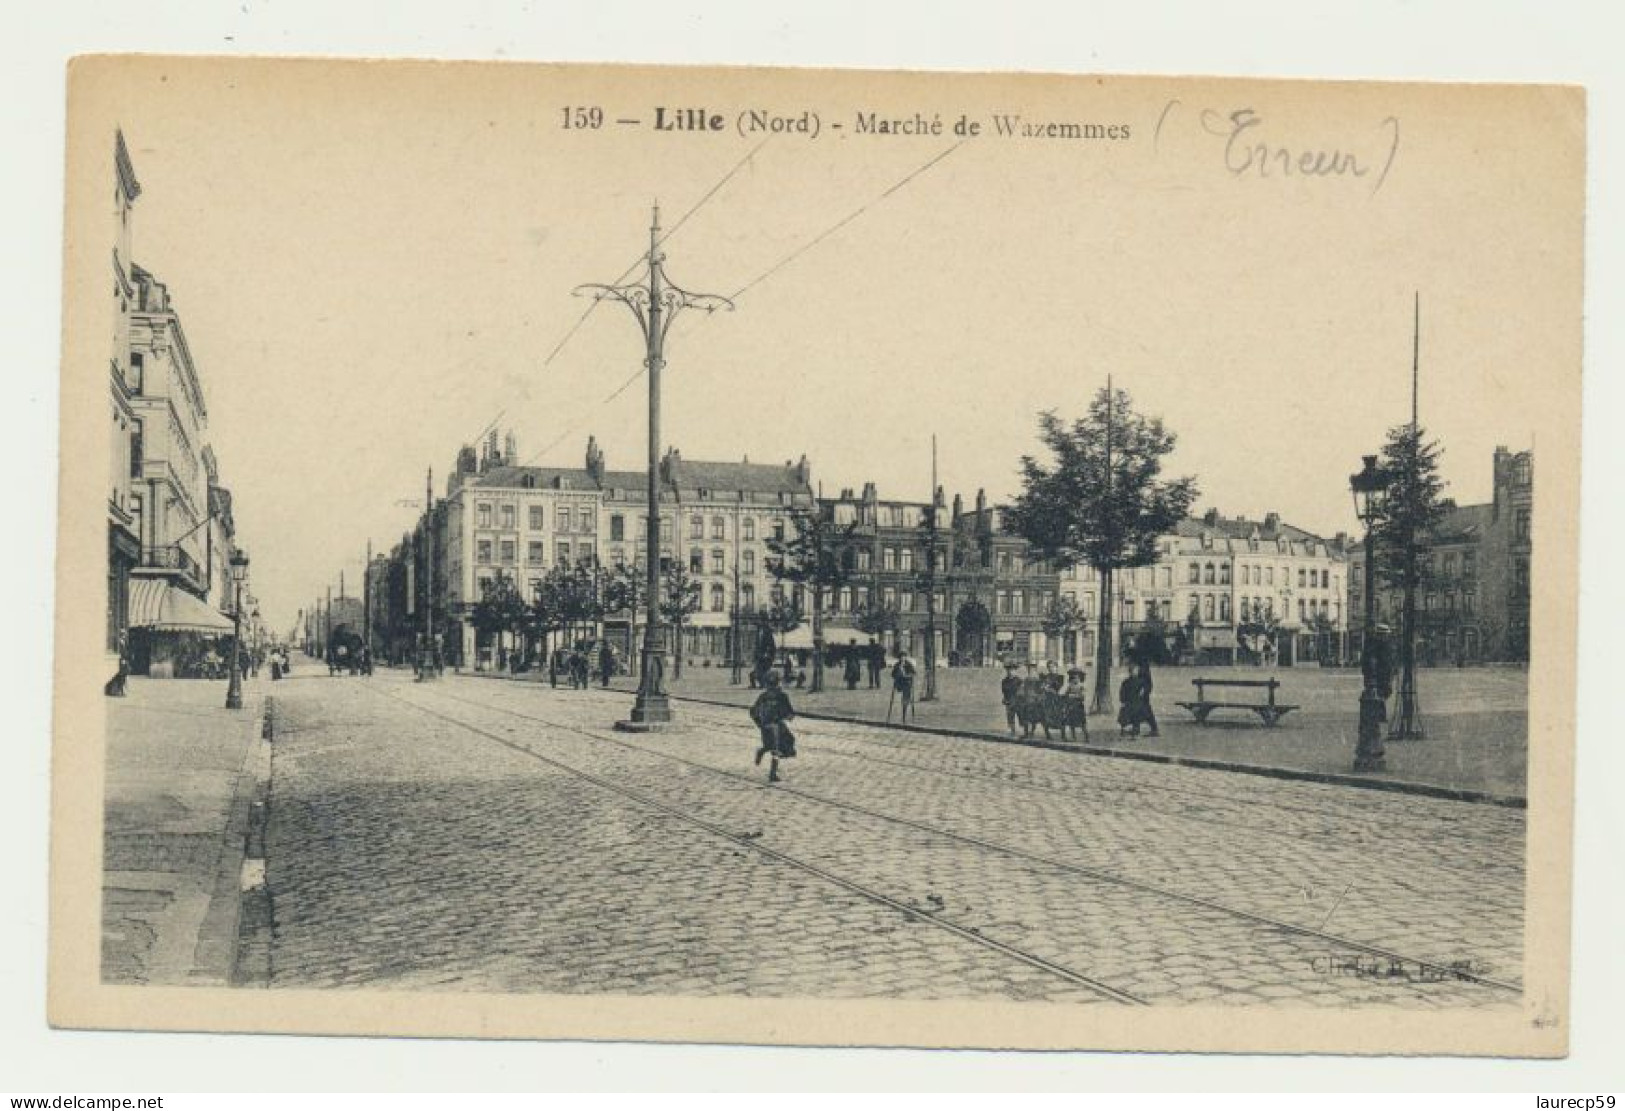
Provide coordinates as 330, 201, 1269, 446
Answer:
749, 671, 797, 783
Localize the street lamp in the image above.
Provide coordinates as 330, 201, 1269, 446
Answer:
577, 203, 733, 731
1349, 455, 1388, 772
225, 549, 250, 710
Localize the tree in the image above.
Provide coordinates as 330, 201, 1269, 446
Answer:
765, 506, 858, 692
1005, 386, 1198, 712
659, 562, 702, 678
1370, 423, 1448, 736
756, 596, 804, 674
602, 561, 647, 676
954, 598, 992, 665
1041, 594, 1087, 664
470, 570, 527, 668
526, 567, 570, 676
856, 600, 901, 650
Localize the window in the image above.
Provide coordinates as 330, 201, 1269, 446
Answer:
994, 590, 1007, 615
709, 584, 725, 612
1240, 598, 1251, 622
499, 540, 516, 564
659, 518, 673, 544
1082, 593, 1094, 618
856, 550, 871, 571
689, 548, 704, 574
711, 515, 725, 539
1220, 563, 1232, 585
742, 584, 756, 610
899, 591, 914, 612
528, 505, 544, 530
710, 549, 724, 575
900, 548, 914, 572
612, 547, 626, 567
1188, 562, 1201, 584
1463, 591, 1476, 615
477, 503, 492, 528
1123, 598, 1135, 622
1219, 596, 1231, 622
579, 540, 595, 565
1161, 567, 1172, 588
743, 550, 756, 575
883, 547, 897, 571
1515, 508, 1530, 540
1424, 593, 1435, 612
1012, 591, 1025, 616
690, 515, 704, 539
772, 519, 785, 542
742, 517, 756, 541
1203, 595, 1215, 621
555, 542, 571, 567
1297, 568, 1306, 588
1203, 563, 1215, 585
837, 587, 851, 611
1463, 551, 1476, 578
476, 539, 493, 564
1265, 567, 1274, 586
500, 504, 515, 529
556, 507, 571, 531
527, 540, 545, 564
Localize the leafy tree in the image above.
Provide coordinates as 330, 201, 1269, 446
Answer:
1042, 594, 1087, 663
525, 567, 570, 674
1370, 423, 1448, 733
1005, 386, 1198, 711
766, 506, 858, 691
855, 600, 900, 649
954, 598, 992, 665
757, 597, 804, 674
659, 562, 702, 678
602, 561, 647, 676
470, 570, 527, 667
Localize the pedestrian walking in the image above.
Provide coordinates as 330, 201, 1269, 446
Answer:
1061, 666, 1089, 743
890, 648, 917, 723
749, 671, 797, 784
1117, 667, 1139, 737
1134, 660, 1161, 738
598, 642, 616, 688
843, 640, 862, 691
1041, 659, 1066, 739
1000, 660, 1022, 737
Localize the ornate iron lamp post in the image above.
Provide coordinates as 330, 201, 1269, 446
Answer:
577, 203, 733, 730
225, 549, 250, 710
1350, 455, 1389, 773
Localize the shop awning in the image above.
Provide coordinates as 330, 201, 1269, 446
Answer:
129, 578, 235, 633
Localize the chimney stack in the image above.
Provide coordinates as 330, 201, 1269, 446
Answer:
504, 430, 518, 464
1203, 507, 1220, 526
585, 435, 605, 482
1264, 511, 1280, 531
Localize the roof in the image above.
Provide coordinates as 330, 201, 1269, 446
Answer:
1172, 513, 1323, 544
668, 459, 810, 495
1433, 501, 1493, 541
470, 460, 812, 497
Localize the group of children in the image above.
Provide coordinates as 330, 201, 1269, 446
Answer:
1000, 660, 1090, 743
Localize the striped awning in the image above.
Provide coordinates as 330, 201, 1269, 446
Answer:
129, 578, 235, 633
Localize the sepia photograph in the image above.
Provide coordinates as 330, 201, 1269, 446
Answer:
50, 55, 1583, 1055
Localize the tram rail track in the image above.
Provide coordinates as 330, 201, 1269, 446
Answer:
405, 681, 1524, 999
372, 683, 1146, 1005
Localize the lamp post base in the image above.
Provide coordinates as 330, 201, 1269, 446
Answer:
615, 647, 673, 731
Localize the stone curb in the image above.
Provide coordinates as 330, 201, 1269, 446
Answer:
230, 695, 276, 987
462, 671, 1525, 809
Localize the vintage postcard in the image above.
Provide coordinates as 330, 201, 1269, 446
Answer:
51, 56, 1583, 1054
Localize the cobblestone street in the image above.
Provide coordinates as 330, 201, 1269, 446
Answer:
260, 670, 1525, 1006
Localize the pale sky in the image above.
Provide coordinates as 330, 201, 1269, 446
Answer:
95, 60, 1582, 632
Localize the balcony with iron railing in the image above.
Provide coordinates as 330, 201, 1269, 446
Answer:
138, 543, 208, 594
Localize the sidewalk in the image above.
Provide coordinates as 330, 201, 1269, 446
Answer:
495, 662, 1527, 803
101, 676, 270, 985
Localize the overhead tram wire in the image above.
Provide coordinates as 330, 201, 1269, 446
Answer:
518, 138, 773, 467
590, 139, 969, 412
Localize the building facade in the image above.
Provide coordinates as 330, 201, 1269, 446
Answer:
429, 433, 814, 668
1347, 446, 1533, 664
107, 131, 143, 662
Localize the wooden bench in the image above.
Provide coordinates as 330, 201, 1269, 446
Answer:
1176, 677, 1298, 727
